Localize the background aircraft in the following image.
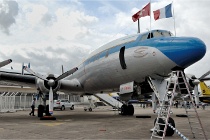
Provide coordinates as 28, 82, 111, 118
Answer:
0, 29, 206, 136
199, 81, 210, 103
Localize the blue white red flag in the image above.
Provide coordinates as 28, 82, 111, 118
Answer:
153, 3, 172, 20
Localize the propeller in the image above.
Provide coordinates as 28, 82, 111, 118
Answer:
0, 59, 12, 68
187, 70, 210, 106
23, 66, 78, 115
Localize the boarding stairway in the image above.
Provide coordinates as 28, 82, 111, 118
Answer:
94, 93, 123, 109
151, 71, 207, 140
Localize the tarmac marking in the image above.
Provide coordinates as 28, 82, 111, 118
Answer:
35, 122, 64, 127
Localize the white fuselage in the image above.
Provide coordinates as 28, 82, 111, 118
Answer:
62, 29, 206, 94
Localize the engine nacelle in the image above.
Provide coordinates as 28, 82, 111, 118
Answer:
36, 74, 61, 94
185, 74, 197, 90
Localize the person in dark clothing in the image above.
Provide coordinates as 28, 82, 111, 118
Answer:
29, 98, 36, 116
175, 101, 178, 108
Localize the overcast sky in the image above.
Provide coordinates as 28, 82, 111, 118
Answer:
0, 0, 210, 79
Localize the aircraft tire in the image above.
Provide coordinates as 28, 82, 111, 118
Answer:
38, 105, 44, 117
154, 117, 175, 136
166, 117, 175, 136
127, 104, 134, 115
89, 108, 92, 112
45, 105, 51, 116
154, 118, 165, 136
121, 104, 128, 115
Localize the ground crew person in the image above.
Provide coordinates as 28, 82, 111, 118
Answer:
29, 98, 36, 116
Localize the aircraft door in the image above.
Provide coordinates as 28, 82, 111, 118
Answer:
119, 46, 127, 69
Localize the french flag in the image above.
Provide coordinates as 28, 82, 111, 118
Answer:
153, 3, 172, 20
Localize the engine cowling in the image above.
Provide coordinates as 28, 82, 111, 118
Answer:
185, 74, 197, 90
36, 74, 61, 94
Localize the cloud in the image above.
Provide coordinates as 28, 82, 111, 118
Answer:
0, 0, 18, 35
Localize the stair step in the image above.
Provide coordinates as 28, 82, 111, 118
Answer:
152, 135, 163, 139
153, 129, 164, 132
158, 116, 166, 119
156, 123, 166, 125
180, 88, 187, 90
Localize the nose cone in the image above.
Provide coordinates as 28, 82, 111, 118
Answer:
161, 37, 206, 68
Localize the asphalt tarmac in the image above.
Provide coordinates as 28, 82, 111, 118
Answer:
0, 105, 209, 140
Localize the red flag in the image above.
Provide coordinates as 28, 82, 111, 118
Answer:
132, 3, 150, 22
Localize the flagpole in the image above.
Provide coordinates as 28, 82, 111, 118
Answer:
138, 19, 140, 33
150, 0, 151, 38
172, 1, 176, 36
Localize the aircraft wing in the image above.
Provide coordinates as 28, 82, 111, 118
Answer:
0, 69, 83, 94
0, 70, 36, 87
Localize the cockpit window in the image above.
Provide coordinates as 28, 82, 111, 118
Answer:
162, 31, 173, 37
147, 33, 153, 39
140, 30, 173, 41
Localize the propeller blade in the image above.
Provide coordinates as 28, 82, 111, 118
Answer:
49, 87, 54, 115
200, 77, 210, 81
55, 67, 78, 81
199, 70, 210, 80
23, 66, 47, 81
194, 85, 199, 106
0, 59, 12, 68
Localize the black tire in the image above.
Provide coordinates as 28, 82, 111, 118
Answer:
89, 108, 92, 112
154, 118, 165, 136
84, 108, 87, 111
70, 105, 74, 110
38, 105, 44, 117
154, 117, 175, 136
127, 104, 134, 116
121, 104, 128, 115
166, 117, 175, 136
61, 105, 65, 111
45, 105, 51, 116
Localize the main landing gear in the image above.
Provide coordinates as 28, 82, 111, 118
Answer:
37, 92, 56, 120
120, 104, 134, 115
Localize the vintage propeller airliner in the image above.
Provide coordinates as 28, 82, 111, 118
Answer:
0, 29, 206, 136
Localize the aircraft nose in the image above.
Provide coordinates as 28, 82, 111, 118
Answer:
167, 37, 206, 68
